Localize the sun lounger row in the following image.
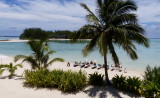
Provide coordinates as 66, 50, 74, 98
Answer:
73, 61, 109, 70
73, 61, 125, 72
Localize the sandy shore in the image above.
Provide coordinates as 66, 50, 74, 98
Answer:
0, 38, 91, 42
0, 57, 143, 98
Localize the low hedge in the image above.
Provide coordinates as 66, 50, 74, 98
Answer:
24, 69, 87, 92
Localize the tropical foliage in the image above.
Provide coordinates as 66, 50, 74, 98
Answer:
88, 72, 104, 86
24, 69, 87, 92
112, 74, 127, 90
20, 28, 52, 40
0, 65, 5, 76
112, 74, 142, 95
141, 66, 160, 97
4, 63, 23, 79
52, 30, 74, 39
126, 76, 142, 94
14, 40, 64, 70
72, 0, 149, 85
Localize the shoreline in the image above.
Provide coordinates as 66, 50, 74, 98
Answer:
0, 38, 91, 42
0, 57, 144, 98
1, 57, 144, 77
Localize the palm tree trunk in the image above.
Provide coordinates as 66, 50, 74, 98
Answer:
104, 54, 111, 85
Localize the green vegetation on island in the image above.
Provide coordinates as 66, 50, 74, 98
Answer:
20, 28, 52, 40
20, 28, 75, 40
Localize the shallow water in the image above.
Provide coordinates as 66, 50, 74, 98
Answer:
0, 38, 159, 72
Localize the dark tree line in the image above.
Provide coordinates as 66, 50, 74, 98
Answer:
20, 28, 52, 40
20, 28, 94, 40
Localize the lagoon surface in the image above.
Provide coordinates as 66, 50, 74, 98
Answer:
0, 37, 160, 72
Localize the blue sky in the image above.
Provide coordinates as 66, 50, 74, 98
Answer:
0, 0, 160, 38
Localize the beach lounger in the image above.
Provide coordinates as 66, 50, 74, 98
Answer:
80, 62, 86, 68
73, 61, 78, 67
111, 64, 122, 72
91, 63, 97, 69
118, 66, 122, 72
97, 64, 102, 69
84, 63, 90, 68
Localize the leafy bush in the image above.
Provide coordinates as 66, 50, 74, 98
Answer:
58, 70, 87, 92
141, 66, 160, 97
24, 69, 87, 92
112, 74, 126, 90
141, 80, 160, 98
88, 72, 104, 86
24, 69, 51, 87
112, 74, 142, 95
126, 76, 142, 94
143, 65, 160, 83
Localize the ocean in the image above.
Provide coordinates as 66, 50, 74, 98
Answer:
0, 37, 159, 72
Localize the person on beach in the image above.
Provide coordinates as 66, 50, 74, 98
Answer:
67, 62, 70, 67
124, 68, 127, 73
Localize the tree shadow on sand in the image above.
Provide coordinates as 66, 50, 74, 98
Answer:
83, 86, 140, 98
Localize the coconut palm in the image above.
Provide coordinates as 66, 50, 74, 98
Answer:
0, 65, 6, 76
72, 0, 149, 85
3, 63, 22, 79
14, 40, 64, 70
0, 69, 5, 76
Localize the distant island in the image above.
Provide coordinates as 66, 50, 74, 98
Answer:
19, 28, 74, 40
0, 36, 19, 37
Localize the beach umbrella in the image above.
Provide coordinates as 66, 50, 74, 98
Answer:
0, 54, 10, 64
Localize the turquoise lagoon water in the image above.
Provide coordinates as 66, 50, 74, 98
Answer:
0, 38, 160, 72
0, 37, 19, 40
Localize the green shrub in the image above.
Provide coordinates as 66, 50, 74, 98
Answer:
141, 66, 160, 97
49, 70, 64, 88
112, 74, 126, 90
24, 69, 51, 87
141, 80, 160, 98
126, 76, 142, 94
88, 72, 104, 86
144, 65, 160, 83
24, 69, 87, 92
58, 70, 87, 92
112, 75, 142, 95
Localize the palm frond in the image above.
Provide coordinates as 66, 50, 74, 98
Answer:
71, 25, 97, 40
14, 55, 27, 62
83, 33, 101, 56
80, 3, 102, 26
0, 69, 5, 76
109, 43, 119, 64
115, 0, 137, 15
122, 44, 138, 60
22, 56, 39, 69
15, 64, 23, 68
45, 58, 64, 68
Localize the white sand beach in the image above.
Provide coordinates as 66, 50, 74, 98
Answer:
0, 57, 143, 98
0, 38, 91, 42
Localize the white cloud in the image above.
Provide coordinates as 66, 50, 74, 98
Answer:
0, 0, 92, 35
0, 0, 160, 37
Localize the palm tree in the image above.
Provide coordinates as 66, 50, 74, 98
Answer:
14, 40, 64, 70
0, 65, 6, 76
72, 0, 149, 85
0, 69, 5, 76
4, 63, 23, 79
